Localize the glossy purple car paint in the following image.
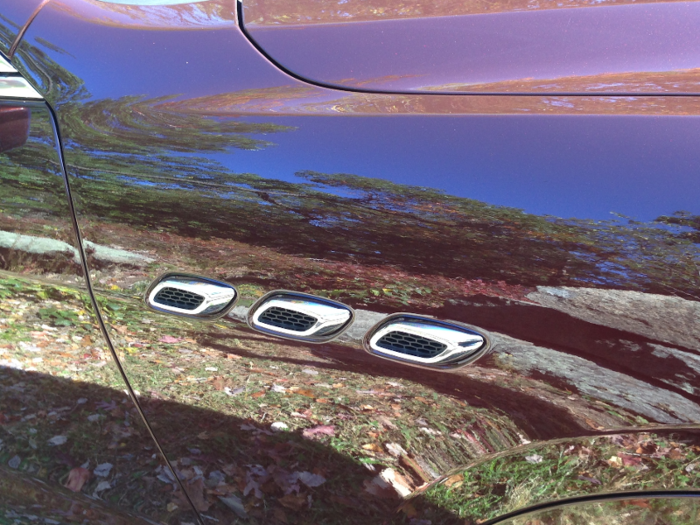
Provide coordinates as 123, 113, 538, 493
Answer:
0, 0, 699, 523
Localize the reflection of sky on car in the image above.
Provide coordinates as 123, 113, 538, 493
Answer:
246, 3, 700, 92
26, 27, 285, 102
27, 8, 700, 224
210, 115, 700, 222
96, 0, 210, 4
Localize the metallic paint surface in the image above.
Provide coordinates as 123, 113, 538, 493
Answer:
242, 2, 700, 94
0, 102, 198, 523
244, 0, 699, 24
51, 0, 237, 29
490, 494, 700, 525
0, 0, 47, 55
7, 0, 700, 522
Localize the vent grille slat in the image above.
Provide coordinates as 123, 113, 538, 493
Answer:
259, 306, 317, 332
376, 330, 447, 358
153, 287, 205, 311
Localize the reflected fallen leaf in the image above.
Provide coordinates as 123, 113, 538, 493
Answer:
94, 462, 113, 477
279, 493, 307, 511
93, 480, 111, 494
619, 453, 642, 467
65, 467, 90, 492
273, 507, 288, 523
625, 499, 651, 509
219, 494, 248, 519
186, 477, 210, 512
295, 389, 316, 398
302, 425, 335, 439
444, 474, 464, 487
377, 416, 398, 430
385, 442, 407, 457
48, 435, 68, 446
296, 471, 326, 488
668, 448, 683, 460
158, 336, 182, 344
607, 456, 623, 468
362, 443, 383, 453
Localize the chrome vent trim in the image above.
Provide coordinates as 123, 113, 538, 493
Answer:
145, 273, 237, 320
364, 314, 491, 370
258, 305, 318, 332
248, 291, 354, 343
153, 287, 205, 311
375, 330, 447, 358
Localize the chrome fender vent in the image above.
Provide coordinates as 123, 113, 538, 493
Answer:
364, 314, 490, 369
258, 306, 318, 332
248, 291, 354, 343
146, 273, 237, 320
375, 331, 447, 358
153, 287, 205, 311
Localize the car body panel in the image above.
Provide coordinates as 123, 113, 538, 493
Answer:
0, 0, 46, 56
242, 0, 696, 24
3, 0, 700, 523
0, 100, 200, 523
242, 0, 700, 94
490, 493, 700, 525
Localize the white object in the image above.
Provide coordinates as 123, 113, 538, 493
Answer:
252, 296, 351, 338
148, 277, 235, 316
369, 320, 484, 365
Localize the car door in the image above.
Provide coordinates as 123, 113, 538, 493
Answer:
0, 43, 188, 525
10, 0, 700, 524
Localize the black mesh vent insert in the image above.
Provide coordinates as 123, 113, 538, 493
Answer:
258, 306, 317, 332
154, 287, 205, 311
376, 330, 447, 358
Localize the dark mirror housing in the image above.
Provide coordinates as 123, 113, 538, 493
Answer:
0, 106, 30, 153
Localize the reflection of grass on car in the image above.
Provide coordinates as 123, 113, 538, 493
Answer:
416, 433, 700, 524
2, 275, 700, 525
0, 276, 177, 521
503, 496, 700, 525
80, 288, 694, 517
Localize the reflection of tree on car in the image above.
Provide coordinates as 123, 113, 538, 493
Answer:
7, 20, 700, 302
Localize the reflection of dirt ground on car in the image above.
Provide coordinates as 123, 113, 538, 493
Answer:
1, 276, 699, 524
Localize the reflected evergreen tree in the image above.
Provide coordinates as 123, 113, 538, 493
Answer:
2, 24, 699, 299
